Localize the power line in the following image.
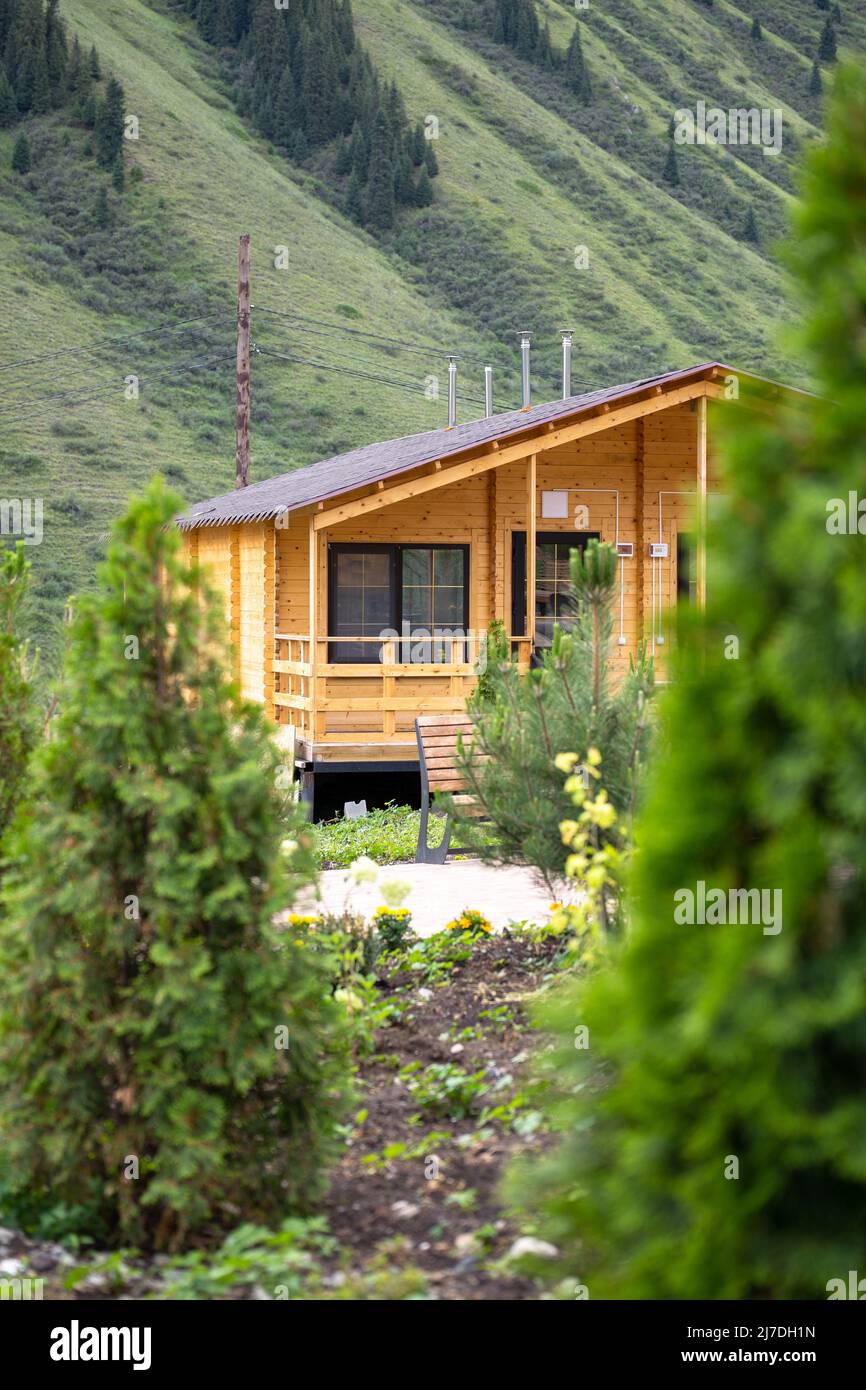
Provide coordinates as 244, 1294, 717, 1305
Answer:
0, 312, 233, 375
6, 354, 234, 425
254, 305, 500, 372
254, 345, 517, 414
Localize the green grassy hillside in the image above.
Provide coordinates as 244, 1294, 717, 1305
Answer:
1, 0, 863, 665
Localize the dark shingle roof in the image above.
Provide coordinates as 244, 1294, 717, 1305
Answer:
176, 362, 764, 529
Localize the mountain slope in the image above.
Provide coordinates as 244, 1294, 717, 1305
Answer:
1, 0, 863, 664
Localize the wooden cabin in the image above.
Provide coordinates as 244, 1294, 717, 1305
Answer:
177, 361, 800, 812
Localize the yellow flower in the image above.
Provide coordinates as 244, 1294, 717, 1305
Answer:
554, 751, 579, 773
586, 747, 602, 766
559, 819, 580, 846
549, 901, 562, 912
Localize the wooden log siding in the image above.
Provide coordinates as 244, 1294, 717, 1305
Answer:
184, 384, 730, 756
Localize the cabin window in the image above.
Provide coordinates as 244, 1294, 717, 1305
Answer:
328, 543, 469, 663
511, 530, 599, 651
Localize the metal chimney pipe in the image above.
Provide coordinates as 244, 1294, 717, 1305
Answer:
484, 366, 493, 418
560, 329, 574, 399
447, 356, 457, 428
519, 332, 531, 410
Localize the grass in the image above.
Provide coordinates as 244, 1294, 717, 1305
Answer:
313, 802, 445, 868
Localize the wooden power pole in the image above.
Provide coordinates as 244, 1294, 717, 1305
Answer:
235, 233, 251, 489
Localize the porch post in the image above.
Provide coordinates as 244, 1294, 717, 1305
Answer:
696, 395, 707, 609
308, 515, 321, 744
526, 451, 537, 649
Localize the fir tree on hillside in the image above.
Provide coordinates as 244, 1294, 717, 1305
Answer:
183, 0, 436, 225
565, 23, 591, 103
663, 138, 680, 186
365, 106, 396, 230
810, 59, 823, 95
94, 74, 124, 167
819, 16, 838, 60
11, 129, 30, 171
742, 202, 759, 242
751, 15, 762, 40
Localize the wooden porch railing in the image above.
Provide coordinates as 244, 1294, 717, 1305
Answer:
273, 631, 531, 748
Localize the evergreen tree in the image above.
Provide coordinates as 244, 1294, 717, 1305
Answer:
411, 119, 425, 165
365, 107, 395, 230
0, 66, 16, 125
663, 138, 680, 185
334, 135, 352, 176
816, 0, 829, 10
111, 152, 125, 192
0, 543, 37, 864
94, 75, 125, 166
810, 58, 823, 95
414, 163, 433, 207
818, 16, 837, 60
423, 135, 438, 177
742, 203, 759, 242
11, 129, 30, 172
565, 23, 591, 102
751, 15, 762, 39
515, 0, 540, 60
512, 61, 866, 1301
454, 543, 653, 892
93, 182, 110, 228
292, 126, 309, 162
345, 167, 364, 223
45, 0, 68, 98
0, 480, 350, 1249
351, 121, 368, 183
89, 41, 100, 79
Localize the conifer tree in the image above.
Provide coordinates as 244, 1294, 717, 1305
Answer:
89, 40, 100, 79
0, 67, 16, 125
365, 107, 395, 230
742, 202, 759, 242
810, 58, 823, 95
414, 163, 433, 207
11, 128, 29, 171
818, 16, 837, 60
345, 167, 364, 223
0, 480, 349, 1248
513, 61, 866, 1301
94, 74, 125, 166
111, 152, 125, 192
751, 15, 762, 39
0, 543, 37, 863
423, 135, 438, 177
565, 24, 591, 102
663, 138, 680, 185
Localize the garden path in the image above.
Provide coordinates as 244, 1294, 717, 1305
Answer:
296, 859, 574, 937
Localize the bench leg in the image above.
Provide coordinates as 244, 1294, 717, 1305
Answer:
416, 791, 452, 865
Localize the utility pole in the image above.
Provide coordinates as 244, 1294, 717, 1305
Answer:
235, 233, 251, 488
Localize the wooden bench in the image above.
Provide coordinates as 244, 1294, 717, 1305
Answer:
415, 713, 486, 864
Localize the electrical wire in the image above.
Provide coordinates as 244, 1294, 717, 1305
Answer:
0, 312, 233, 375
5, 354, 234, 425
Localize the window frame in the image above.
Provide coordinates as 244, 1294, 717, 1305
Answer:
327, 542, 470, 663
511, 529, 599, 639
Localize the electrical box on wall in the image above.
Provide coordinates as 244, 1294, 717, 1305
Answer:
650, 542, 668, 558
616, 541, 633, 558
541, 490, 568, 518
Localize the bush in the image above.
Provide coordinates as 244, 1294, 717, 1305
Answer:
453, 542, 653, 893
510, 64, 866, 1299
0, 479, 350, 1250
0, 543, 37, 860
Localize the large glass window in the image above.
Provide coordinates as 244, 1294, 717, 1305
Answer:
328, 544, 468, 663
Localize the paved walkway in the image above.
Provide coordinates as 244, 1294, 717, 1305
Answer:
295, 858, 574, 937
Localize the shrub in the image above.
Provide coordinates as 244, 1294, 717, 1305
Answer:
0, 479, 350, 1250
372, 905, 413, 953
0, 543, 38, 860
510, 63, 866, 1299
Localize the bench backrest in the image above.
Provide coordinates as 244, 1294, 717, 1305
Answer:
415, 714, 476, 794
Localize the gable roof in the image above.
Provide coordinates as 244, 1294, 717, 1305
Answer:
176, 361, 799, 529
